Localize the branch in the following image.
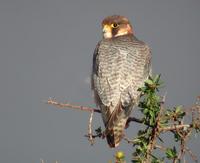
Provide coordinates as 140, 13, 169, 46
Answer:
144, 92, 166, 162
126, 117, 153, 128
154, 144, 166, 151
46, 74, 200, 163
185, 147, 198, 162
160, 124, 191, 132
47, 98, 101, 113
87, 111, 95, 145
47, 98, 148, 127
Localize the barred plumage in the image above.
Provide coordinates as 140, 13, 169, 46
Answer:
91, 15, 151, 148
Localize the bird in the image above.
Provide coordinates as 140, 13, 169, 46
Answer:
91, 15, 152, 148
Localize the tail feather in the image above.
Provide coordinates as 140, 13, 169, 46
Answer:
103, 102, 131, 148
105, 118, 128, 148
106, 132, 116, 148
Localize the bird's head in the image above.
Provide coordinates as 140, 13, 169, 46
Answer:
101, 15, 134, 39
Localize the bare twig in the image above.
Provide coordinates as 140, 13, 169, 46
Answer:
127, 117, 144, 124
87, 111, 94, 145
185, 147, 198, 162
47, 98, 149, 128
154, 144, 166, 151
47, 98, 101, 113
161, 124, 191, 132
123, 136, 135, 144
46, 95, 200, 163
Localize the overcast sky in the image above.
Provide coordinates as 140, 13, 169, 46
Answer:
0, 0, 200, 162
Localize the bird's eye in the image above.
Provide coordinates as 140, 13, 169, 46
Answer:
111, 23, 119, 28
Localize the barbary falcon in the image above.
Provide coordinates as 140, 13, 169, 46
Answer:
91, 15, 152, 148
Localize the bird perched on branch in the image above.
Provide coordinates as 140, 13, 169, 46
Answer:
91, 15, 152, 148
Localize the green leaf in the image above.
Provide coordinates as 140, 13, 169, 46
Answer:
175, 105, 182, 113
151, 157, 164, 163
143, 108, 149, 114
145, 79, 154, 85
153, 74, 161, 84
166, 147, 177, 159
174, 105, 186, 119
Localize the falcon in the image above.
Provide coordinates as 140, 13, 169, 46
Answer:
91, 15, 152, 148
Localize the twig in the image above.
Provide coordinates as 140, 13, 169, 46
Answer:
47, 98, 101, 113
145, 121, 159, 162
126, 117, 154, 128
161, 124, 191, 132
126, 117, 144, 124
47, 98, 149, 127
47, 96, 200, 163
87, 111, 94, 145
154, 144, 167, 152
185, 147, 198, 162
123, 136, 135, 144
126, 117, 152, 129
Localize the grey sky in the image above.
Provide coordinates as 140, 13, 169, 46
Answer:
0, 0, 200, 162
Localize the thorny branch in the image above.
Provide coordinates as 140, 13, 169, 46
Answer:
46, 75, 200, 163
47, 98, 103, 143
133, 75, 200, 163
47, 98, 150, 127
47, 98, 101, 113
47, 98, 150, 141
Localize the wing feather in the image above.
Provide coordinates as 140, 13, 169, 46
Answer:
91, 36, 152, 147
